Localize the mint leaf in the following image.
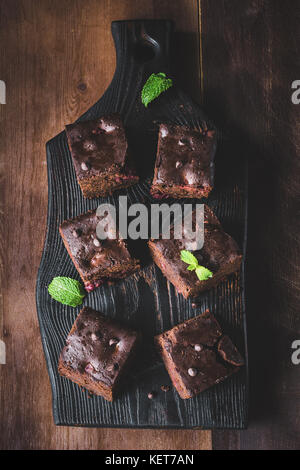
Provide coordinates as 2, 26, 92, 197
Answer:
180, 249, 213, 281
195, 266, 213, 281
141, 72, 173, 107
187, 265, 196, 271
180, 250, 198, 267
48, 277, 85, 307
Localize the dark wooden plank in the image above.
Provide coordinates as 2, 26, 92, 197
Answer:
200, 0, 300, 449
0, 0, 212, 450
0, 66, 4, 368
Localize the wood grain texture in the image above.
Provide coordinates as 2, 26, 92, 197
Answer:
2, 0, 298, 450
37, 18, 247, 429
201, 0, 300, 450
0, 0, 212, 450
0, 70, 4, 367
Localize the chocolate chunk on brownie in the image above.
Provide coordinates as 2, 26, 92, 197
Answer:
148, 205, 242, 298
58, 307, 140, 401
155, 309, 244, 399
59, 210, 140, 291
65, 113, 139, 198
150, 123, 216, 199
217, 335, 244, 367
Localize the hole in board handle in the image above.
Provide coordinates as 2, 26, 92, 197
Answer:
133, 37, 159, 63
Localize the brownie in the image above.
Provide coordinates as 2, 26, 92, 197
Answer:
59, 210, 140, 291
65, 113, 139, 198
148, 205, 242, 298
150, 123, 216, 199
58, 307, 140, 401
155, 309, 244, 399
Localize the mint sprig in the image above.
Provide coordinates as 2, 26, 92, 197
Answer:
180, 250, 213, 281
141, 72, 173, 107
48, 277, 85, 307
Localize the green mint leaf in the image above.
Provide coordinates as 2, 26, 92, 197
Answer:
180, 250, 198, 267
180, 249, 213, 281
48, 277, 85, 307
187, 265, 196, 271
195, 266, 213, 281
141, 72, 173, 107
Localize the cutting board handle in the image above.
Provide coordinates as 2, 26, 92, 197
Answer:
111, 20, 173, 74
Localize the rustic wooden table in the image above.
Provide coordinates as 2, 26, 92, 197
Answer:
0, 0, 299, 450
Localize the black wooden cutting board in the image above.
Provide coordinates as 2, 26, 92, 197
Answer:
36, 19, 248, 428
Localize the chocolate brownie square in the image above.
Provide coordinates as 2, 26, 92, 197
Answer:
150, 123, 216, 199
59, 210, 140, 291
65, 113, 139, 198
148, 205, 242, 298
155, 309, 244, 399
58, 307, 140, 401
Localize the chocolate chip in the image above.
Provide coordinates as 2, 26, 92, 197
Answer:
93, 238, 101, 247
188, 367, 198, 377
194, 344, 203, 352
109, 338, 119, 347
85, 363, 94, 374
160, 126, 168, 138
72, 228, 82, 238
81, 162, 90, 171
102, 124, 115, 133
83, 140, 96, 151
